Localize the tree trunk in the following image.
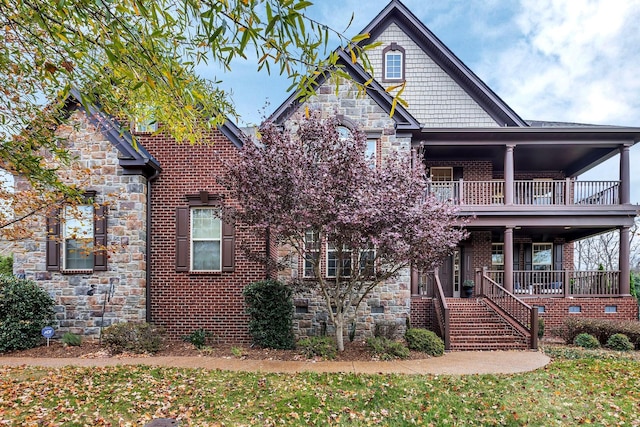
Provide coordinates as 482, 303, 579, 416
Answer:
335, 313, 345, 352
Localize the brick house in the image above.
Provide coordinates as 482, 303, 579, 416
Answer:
10, 0, 639, 349
270, 0, 639, 350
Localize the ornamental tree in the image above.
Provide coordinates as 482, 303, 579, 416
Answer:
226, 115, 468, 351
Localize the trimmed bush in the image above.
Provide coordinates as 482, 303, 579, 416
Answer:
183, 328, 214, 349
62, 332, 82, 346
0, 255, 12, 276
538, 318, 545, 339
366, 336, 410, 360
606, 333, 635, 351
0, 274, 55, 352
297, 336, 337, 360
404, 328, 444, 356
243, 280, 295, 349
574, 333, 600, 349
557, 317, 640, 348
101, 322, 165, 354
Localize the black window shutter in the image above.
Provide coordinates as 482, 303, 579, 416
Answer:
46, 210, 61, 271
513, 244, 520, 271
93, 205, 108, 271
221, 209, 235, 272
176, 207, 189, 271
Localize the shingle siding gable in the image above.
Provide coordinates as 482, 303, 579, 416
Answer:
369, 23, 500, 127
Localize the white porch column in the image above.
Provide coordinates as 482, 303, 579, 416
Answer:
620, 144, 631, 205
504, 227, 514, 293
620, 226, 631, 296
504, 145, 515, 205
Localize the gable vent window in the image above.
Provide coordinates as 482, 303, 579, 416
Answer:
383, 43, 405, 82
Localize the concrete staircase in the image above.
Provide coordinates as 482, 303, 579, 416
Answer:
446, 298, 529, 351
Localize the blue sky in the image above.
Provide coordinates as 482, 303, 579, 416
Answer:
205, 0, 640, 202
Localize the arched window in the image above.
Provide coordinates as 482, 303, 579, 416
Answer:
383, 43, 405, 82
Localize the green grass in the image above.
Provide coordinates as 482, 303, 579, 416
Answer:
1, 348, 639, 426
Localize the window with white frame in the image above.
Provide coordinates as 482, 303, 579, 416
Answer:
336, 125, 352, 140
190, 207, 222, 271
365, 139, 377, 167
491, 243, 504, 270
63, 205, 94, 270
383, 43, 405, 81
359, 246, 375, 277
327, 242, 352, 277
303, 229, 320, 277
532, 243, 553, 271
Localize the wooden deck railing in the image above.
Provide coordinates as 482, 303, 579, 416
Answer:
478, 269, 538, 350
432, 272, 451, 351
428, 179, 621, 206
486, 270, 620, 297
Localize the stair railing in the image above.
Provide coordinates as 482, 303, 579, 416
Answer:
477, 268, 538, 350
433, 269, 451, 351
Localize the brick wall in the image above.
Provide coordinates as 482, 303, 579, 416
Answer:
527, 297, 639, 336
141, 129, 267, 343
409, 296, 435, 330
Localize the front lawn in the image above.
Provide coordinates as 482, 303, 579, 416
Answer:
1, 347, 639, 426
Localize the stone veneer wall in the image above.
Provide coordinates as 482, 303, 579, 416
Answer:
13, 111, 148, 338
280, 80, 414, 340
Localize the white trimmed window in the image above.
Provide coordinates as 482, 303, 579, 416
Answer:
191, 207, 222, 271
327, 242, 352, 278
383, 43, 405, 81
63, 205, 94, 270
365, 139, 377, 167
303, 229, 320, 278
532, 243, 552, 271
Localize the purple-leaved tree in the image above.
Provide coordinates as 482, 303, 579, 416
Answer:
226, 115, 468, 351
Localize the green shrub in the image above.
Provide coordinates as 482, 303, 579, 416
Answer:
183, 328, 214, 349
404, 328, 444, 356
243, 280, 295, 349
0, 255, 12, 276
297, 336, 337, 360
538, 318, 545, 339
0, 275, 55, 352
101, 322, 164, 354
606, 333, 635, 351
61, 332, 82, 346
557, 317, 640, 348
574, 333, 600, 349
366, 336, 410, 360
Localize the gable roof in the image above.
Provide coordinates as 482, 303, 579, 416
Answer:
269, 49, 421, 131
361, 0, 528, 127
67, 89, 246, 177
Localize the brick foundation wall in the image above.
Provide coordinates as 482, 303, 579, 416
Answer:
525, 297, 639, 337
410, 296, 435, 331
142, 129, 267, 344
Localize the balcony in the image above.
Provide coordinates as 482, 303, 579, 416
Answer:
486, 270, 620, 297
429, 180, 621, 206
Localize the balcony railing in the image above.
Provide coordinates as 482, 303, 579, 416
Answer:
429, 179, 621, 206
486, 270, 620, 297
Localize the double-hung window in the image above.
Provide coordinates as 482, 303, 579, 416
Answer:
303, 229, 320, 278
532, 243, 552, 271
327, 242, 351, 278
175, 191, 235, 273
63, 205, 94, 270
491, 243, 504, 270
190, 208, 222, 271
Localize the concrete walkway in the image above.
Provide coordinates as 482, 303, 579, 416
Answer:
0, 350, 550, 375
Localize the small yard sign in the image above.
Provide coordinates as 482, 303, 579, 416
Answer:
41, 326, 55, 346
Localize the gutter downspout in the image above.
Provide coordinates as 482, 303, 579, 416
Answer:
146, 168, 161, 323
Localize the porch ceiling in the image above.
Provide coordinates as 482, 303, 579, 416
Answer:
418, 127, 640, 177
472, 225, 618, 243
